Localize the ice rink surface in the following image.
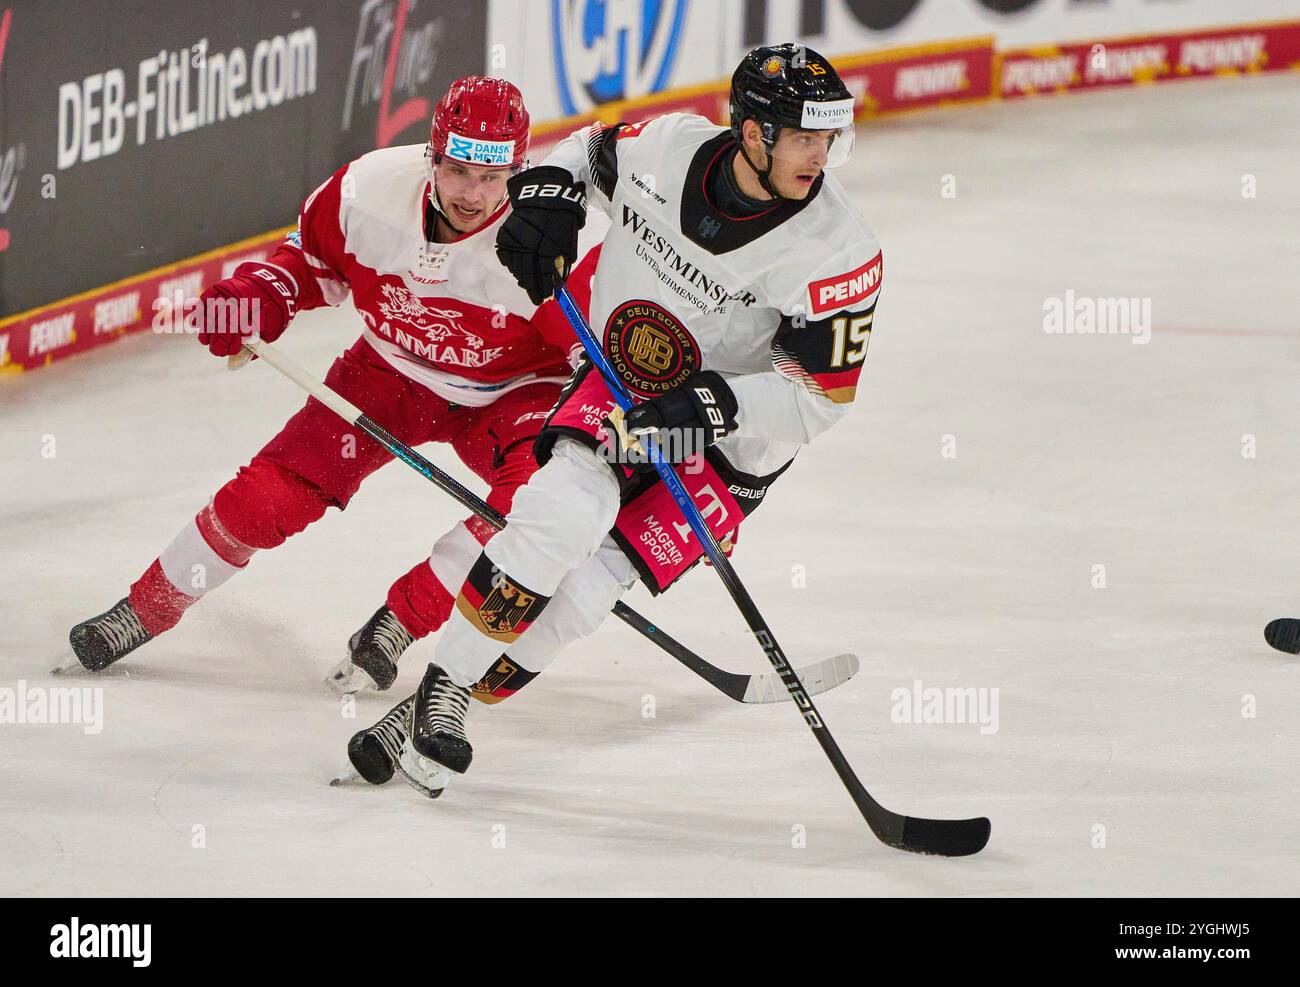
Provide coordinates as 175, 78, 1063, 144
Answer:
3, 75, 1299, 897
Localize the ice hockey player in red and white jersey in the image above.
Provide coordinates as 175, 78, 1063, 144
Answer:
367, 45, 884, 798
66, 77, 602, 711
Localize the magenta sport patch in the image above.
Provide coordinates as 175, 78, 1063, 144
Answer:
545, 369, 620, 442
612, 456, 744, 593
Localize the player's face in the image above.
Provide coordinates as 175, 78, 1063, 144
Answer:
766, 128, 835, 199
433, 159, 512, 233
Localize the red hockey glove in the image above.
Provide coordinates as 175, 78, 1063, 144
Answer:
194, 262, 297, 358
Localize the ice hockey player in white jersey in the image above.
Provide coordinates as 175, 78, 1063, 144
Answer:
365, 44, 885, 798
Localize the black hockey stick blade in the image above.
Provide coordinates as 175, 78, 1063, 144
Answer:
896, 814, 992, 857
862, 797, 992, 857
844, 770, 991, 856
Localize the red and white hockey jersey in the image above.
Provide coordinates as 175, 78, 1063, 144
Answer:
264, 143, 604, 407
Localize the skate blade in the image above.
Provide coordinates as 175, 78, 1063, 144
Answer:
397, 746, 449, 800
51, 652, 87, 677
396, 769, 445, 800
325, 656, 380, 697
329, 761, 364, 786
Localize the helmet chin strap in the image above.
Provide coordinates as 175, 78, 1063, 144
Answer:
427, 185, 454, 235
736, 133, 786, 201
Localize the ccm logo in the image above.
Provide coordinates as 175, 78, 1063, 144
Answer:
516, 183, 587, 209
808, 251, 882, 316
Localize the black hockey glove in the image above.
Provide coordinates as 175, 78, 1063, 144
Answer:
612, 371, 739, 470
496, 165, 587, 305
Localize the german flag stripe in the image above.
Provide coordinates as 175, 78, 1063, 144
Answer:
810, 366, 863, 396
455, 555, 551, 643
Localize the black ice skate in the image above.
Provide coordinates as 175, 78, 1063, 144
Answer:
347, 696, 412, 784
411, 663, 473, 774
1265, 618, 1300, 654
67, 598, 153, 672
326, 605, 414, 694
342, 695, 449, 798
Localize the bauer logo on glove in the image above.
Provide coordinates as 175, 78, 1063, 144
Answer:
193, 262, 297, 358
496, 164, 589, 305
606, 370, 739, 469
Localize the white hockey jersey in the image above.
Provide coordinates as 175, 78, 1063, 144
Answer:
544, 113, 882, 476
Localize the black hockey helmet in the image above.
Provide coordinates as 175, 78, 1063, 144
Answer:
729, 44, 856, 196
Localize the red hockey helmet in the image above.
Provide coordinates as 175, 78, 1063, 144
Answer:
429, 76, 530, 169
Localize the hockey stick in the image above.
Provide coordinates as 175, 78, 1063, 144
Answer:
232, 338, 859, 705
553, 281, 990, 857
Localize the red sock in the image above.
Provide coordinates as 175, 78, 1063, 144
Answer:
128, 559, 196, 636
385, 560, 456, 639
127, 504, 255, 636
